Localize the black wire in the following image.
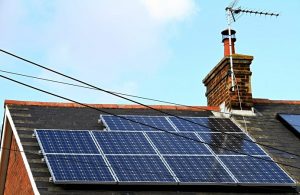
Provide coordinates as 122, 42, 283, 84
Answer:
1, 74, 300, 171
0, 69, 212, 111
1, 67, 299, 158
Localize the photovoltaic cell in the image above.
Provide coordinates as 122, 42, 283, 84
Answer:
146, 132, 211, 155
107, 155, 176, 183
169, 117, 242, 132
46, 154, 115, 184
198, 133, 266, 155
35, 130, 99, 154
164, 156, 234, 183
219, 156, 294, 184
93, 131, 156, 154
101, 115, 176, 131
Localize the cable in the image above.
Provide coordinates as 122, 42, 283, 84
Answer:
1, 49, 299, 159
0, 67, 299, 159
2, 68, 300, 131
1, 74, 300, 170
232, 72, 248, 132
0, 69, 209, 112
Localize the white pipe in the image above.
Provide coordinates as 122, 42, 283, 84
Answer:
227, 9, 235, 91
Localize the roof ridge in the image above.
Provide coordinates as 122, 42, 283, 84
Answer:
4, 100, 219, 111
253, 98, 300, 105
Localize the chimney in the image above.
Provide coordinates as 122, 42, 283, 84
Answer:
203, 29, 254, 111
222, 29, 236, 56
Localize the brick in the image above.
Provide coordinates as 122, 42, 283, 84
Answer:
4, 135, 34, 195
203, 55, 253, 110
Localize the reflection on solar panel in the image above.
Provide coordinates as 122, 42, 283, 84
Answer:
164, 156, 234, 183
146, 132, 211, 155
169, 117, 242, 132
278, 114, 300, 136
107, 155, 176, 183
101, 115, 176, 131
35, 115, 295, 186
46, 154, 116, 184
93, 131, 156, 154
220, 156, 294, 184
198, 133, 266, 155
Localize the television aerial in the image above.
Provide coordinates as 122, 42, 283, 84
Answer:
225, 0, 279, 91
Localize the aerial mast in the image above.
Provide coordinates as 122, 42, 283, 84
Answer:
225, 0, 279, 91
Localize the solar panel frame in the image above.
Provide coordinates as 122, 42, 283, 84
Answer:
45, 154, 117, 184
35, 129, 118, 184
106, 155, 177, 185
219, 156, 296, 186
35, 129, 100, 154
100, 115, 177, 132
92, 131, 156, 154
164, 155, 236, 184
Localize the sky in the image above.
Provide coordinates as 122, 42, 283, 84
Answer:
0, 0, 300, 122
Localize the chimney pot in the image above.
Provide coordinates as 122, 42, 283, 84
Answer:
221, 29, 236, 56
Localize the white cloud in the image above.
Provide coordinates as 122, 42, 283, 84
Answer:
141, 0, 197, 23
0, 0, 198, 103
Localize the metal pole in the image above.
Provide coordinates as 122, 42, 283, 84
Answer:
227, 9, 235, 92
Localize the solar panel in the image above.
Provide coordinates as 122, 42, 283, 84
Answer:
278, 114, 300, 136
107, 155, 176, 183
146, 132, 211, 155
35, 114, 295, 187
220, 156, 295, 184
169, 117, 242, 132
93, 131, 156, 154
198, 133, 266, 155
35, 130, 99, 154
164, 156, 234, 183
101, 115, 176, 131
46, 154, 116, 184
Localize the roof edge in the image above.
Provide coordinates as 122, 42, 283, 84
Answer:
4, 100, 219, 112
203, 54, 254, 83
253, 98, 300, 105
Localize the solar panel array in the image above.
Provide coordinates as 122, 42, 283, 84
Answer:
35, 115, 295, 186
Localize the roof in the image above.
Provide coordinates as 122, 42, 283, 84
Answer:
1, 99, 300, 194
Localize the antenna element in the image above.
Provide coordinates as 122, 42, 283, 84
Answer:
225, 0, 279, 91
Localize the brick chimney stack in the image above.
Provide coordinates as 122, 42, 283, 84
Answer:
203, 29, 254, 111
222, 29, 236, 56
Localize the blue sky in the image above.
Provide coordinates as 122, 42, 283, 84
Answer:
0, 0, 299, 121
